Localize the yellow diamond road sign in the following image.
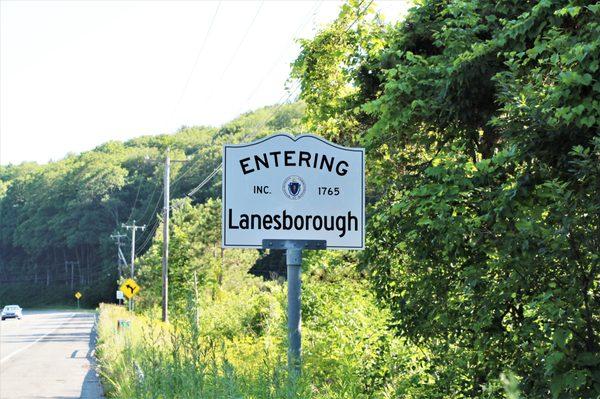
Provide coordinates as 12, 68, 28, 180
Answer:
75, 292, 82, 299
120, 278, 140, 299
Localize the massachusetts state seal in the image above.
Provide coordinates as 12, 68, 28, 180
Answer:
282, 175, 306, 200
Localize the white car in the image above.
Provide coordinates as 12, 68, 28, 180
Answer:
1, 305, 23, 320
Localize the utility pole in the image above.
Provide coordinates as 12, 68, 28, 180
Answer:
110, 232, 127, 279
162, 148, 170, 323
122, 221, 145, 311
65, 261, 79, 291
145, 148, 187, 323
122, 221, 146, 278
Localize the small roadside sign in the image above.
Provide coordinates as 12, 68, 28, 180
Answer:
116, 290, 124, 300
74, 292, 82, 309
222, 134, 365, 249
120, 278, 140, 299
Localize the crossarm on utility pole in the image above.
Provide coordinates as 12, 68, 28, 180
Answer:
122, 221, 146, 311
111, 233, 128, 279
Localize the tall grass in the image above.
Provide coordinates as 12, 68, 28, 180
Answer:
96, 303, 371, 399
96, 250, 431, 398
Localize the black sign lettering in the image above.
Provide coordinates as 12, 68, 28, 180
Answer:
227, 209, 358, 238
238, 150, 350, 176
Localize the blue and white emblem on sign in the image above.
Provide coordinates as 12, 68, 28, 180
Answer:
282, 175, 306, 200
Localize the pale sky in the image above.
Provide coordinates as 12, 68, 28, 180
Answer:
0, 0, 410, 165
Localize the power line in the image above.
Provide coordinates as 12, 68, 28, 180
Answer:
139, 185, 164, 226
124, 171, 145, 224
230, 0, 371, 140
136, 175, 162, 225
343, 0, 373, 34
135, 218, 161, 257
186, 163, 222, 197
150, 0, 342, 209
167, 154, 205, 190
245, 82, 302, 136
240, 0, 323, 111
172, 1, 222, 117
123, 0, 373, 265
218, 0, 264, 82
203, 0, 265, 105
244, 0, 372, 136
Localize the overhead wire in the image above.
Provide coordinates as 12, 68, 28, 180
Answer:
164, 0, 240, 194
131, 0, 374, 251
168, 153, 208, 190
217, 0, 264, 82
133, 162, 222, 256
244, 0, 373, 136
163, 1, 322, 201
343, 0, 373, 34
186, 163, 222, 197
170, 22, 271, 194
132, 188, 163, 250
135, 218, 161, 257
203, 0, 265, 105
171, 1, 222, 120
124, 169, 146, 225
239, 0, 323, 111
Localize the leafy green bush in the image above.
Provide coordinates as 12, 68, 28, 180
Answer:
96, 198, 425, 398
292, 0, 600, 397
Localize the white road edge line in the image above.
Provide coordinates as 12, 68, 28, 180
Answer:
0, 312, 76, 364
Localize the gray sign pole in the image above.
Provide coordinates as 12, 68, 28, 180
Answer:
287, 247, 302, 368
263, 239, 326, 374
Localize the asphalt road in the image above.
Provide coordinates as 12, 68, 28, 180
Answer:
0, 310, 105, 399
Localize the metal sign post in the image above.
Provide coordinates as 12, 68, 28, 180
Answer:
263, 239, 325, 372
74, 292, 82, 309
116, 290, 124, 305
120, 278, 140, 312
222, 133, 365, 375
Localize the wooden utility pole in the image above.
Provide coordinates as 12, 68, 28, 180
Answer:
65, 261, 79, 290
144, 148, 187, 322
122, 221, 146, 279
162, 148, 170, 323
122, 221, 145, 311
110, 232, 127, 279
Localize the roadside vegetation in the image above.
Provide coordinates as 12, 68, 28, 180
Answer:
96, 224, 421, 398
4, 0, 599, 397
0, 103, 305, 306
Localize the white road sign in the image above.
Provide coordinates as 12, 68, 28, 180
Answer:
222, 134, 364, 249
116, 290, 124, 300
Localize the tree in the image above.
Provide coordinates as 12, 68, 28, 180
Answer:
293, 0, 599, 396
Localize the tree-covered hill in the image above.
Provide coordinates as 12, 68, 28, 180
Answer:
0, 103, 305, 305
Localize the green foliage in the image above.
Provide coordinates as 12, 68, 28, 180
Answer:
3, 1, 600, 397
0, 103, 304, 305
113, 200, 423, 398
293, 0, 600, 397
96, 198, 425, 398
